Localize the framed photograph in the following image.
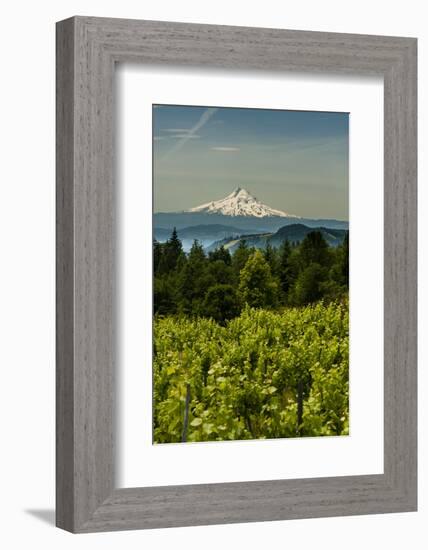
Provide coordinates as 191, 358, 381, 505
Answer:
151, 104, 350, 445
56, 17, 417, 532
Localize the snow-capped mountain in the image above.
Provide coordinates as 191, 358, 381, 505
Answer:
186, 187, 299, 218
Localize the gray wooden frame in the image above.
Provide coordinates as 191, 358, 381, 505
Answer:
56, 16, 417, 533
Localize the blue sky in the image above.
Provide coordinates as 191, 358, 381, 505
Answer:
153, 105, 349, 220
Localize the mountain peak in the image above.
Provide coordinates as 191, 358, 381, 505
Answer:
228, 187, 253, 199
186, 188, 299, 218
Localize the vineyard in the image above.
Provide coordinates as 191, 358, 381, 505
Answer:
153, 300, 349, 443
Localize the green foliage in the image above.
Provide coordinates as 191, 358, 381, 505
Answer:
263, 243, 279, 276
298, 230, 331, 267
153, 300, 349, 443
154, 275, 177, 315
153, 228, 349, 317
202, 284, 240, 324
238, 250, 278, 308
178, 240, 209, 316
292, 263, 327, 305
153, 239, 162, 273
152, 228, 349, 443
231, 239, 252, 275
208, 245, 232, 265
157, 227, 184, 274
338, 232, 349, 286
207, 260, 233, 286
278, 239, 293, 294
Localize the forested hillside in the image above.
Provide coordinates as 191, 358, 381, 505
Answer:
154, 227, 349, 321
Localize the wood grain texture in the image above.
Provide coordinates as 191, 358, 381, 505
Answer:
56, 16, 417, 533
56, 18, 75, 531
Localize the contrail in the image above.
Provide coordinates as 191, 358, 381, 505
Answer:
161, 107, 218, 161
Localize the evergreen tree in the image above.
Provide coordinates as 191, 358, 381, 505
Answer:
208, 245, 232, 265
299, 231, 330, 267
208, 260, 233, 286
278, 239, 293, 295
327, 232, 349, 295
238, 250, 278, 308
178, 240, 208, 315
169, 227, 182, 256
203, 284, 240, 324
154, 275, 177, 315
339, 232, 349, 286
153, 239, 162, 275
263, 243, 279, 276
232, 240, 251, 276
292, 263, 327, 305
158, 227, 184, 274
153, 226, 349, 316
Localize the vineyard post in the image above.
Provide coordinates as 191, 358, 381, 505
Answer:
181, 384, 191, 442
297, 378, 304, 435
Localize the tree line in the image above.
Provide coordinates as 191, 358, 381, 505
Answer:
154, 228, 349, 324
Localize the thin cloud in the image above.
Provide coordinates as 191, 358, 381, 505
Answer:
211, 146, 240, 152
162, 108, 218, 160
154, 136, 166, 141
163, 128, 192, 133
172, 134, 200, 139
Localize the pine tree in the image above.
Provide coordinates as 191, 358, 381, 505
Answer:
278, 239, 293, 295
169, 227, 182, 259
178, 240, 208, 315
292, 263, 326, 304
340, 232, 349, 286
158, 227, 184, 274
299, 231, 330, 267
232, 240, 251, 276
263, 243, 279, 276
208, 260, 233, 286
153, 239, 162, 275
208, 245, 232, 266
